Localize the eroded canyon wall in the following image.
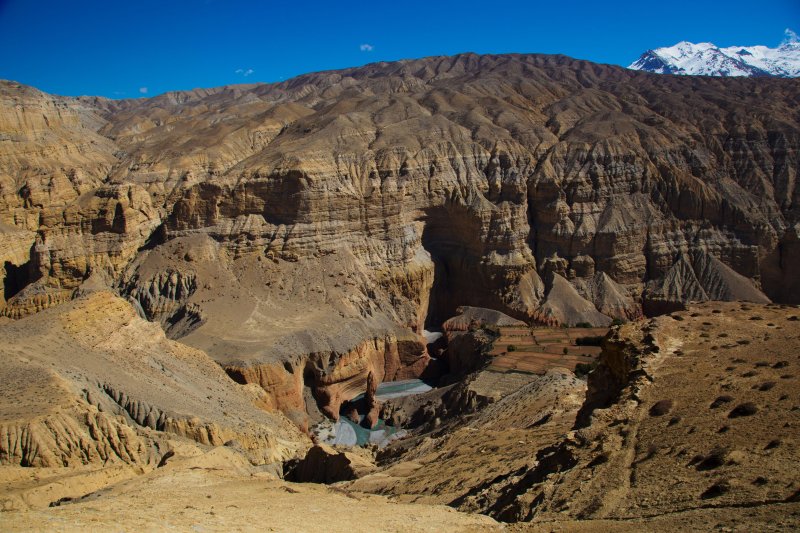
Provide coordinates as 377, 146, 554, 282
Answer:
1, 54, 797, 422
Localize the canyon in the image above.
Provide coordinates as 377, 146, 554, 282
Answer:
0, 53, 799, 530
2, 54, 798, 423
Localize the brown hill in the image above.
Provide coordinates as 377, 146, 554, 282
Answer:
0, 52, 798, 427
0, 290, 308, 470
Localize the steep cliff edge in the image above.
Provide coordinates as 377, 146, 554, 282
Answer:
1, 54, 797, 423
343, 302, 800, 531
455, 302, 800, 529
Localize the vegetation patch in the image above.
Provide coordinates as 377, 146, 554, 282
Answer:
710, 395, 734, 409
575, 336, 604, 346
700, 479, 731, 499
694, 447, 728, 471
574, 360, 598, 378
649, 399, 674, 417
728, 402, 758, 418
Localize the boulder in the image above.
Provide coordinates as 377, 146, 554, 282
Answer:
284, 444, 376, 483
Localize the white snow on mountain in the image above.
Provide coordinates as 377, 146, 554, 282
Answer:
629, 29, 800, 78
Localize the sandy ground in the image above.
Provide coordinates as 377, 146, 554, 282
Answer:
1, 447, 499, 533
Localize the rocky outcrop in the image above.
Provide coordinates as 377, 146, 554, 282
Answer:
442, 306, 527, 332
445, 329, 498, 376
440, 306, 515, 375
284, 444, 376, 483
643, 249, 771, 315
0, 277, 73, 319
121, 268, 203, 337
362, 371, 381, 429
0, 291, 309, 468
0, 397, 154, 468
768, 223, 800, 301
575, 319, 659, 426
0, 222, 36, 309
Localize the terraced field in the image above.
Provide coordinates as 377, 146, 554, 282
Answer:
487, 326, 608, 374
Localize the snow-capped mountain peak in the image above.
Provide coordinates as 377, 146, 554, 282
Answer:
629, 29, 800, 78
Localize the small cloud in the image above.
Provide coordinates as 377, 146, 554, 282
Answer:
139, 87, 148, 94
359, 43, 374, 52
784, 28, 799, 45
235, 68, 254, 77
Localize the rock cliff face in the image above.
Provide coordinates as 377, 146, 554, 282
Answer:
0, 291, 308, 468
0, 54, 798, 423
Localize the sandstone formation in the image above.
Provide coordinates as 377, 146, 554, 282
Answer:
0, 53, 798, 426
443, 305, 528, 332
0, 290, 308, 469
285, 443, 376, 483
362, 371, 381, 429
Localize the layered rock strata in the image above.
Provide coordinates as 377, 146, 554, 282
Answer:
0, 53, 797, 422
0, 291, 308, 468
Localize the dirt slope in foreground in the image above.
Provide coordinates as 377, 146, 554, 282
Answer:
477, 302, 800, 530
1, 445, 499, 532
335, 303, 800, 531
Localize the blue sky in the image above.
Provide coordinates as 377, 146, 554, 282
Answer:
1, 0, 797, 98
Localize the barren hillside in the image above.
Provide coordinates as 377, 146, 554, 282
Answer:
0, 54, 799, 531
1, 55, 798, 424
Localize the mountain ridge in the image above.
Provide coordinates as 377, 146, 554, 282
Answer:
1, 51, 799, 431
629, 30, 800, 77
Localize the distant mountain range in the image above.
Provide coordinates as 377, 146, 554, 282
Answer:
629, 29, 800, 77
